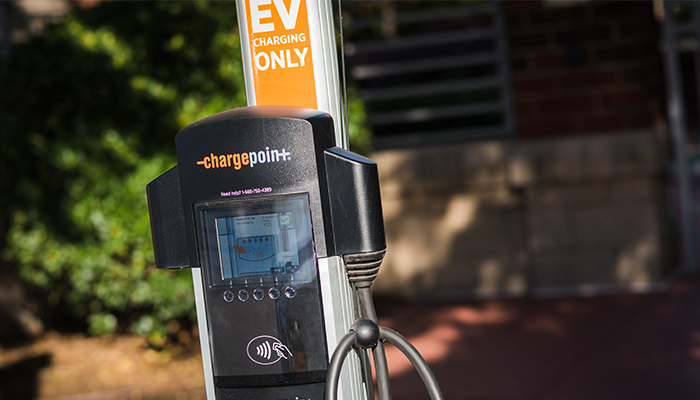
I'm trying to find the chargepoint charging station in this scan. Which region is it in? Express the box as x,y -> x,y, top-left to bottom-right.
148,105 -> 386,399
147,2 -> 444,400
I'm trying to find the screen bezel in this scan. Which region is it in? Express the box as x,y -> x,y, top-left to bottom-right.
194,194 -> 316,289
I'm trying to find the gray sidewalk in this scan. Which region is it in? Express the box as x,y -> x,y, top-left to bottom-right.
376,277 -> 700,400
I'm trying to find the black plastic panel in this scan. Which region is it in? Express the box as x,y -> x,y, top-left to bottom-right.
196,195 -> 328,387
324,147 -> 386,256
216,381 -> 325,400
146,166 -> 191,269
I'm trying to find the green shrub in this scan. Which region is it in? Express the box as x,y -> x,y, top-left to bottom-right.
1,1 -> 245,338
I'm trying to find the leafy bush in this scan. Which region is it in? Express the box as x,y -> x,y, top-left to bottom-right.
1,1 -> 246,339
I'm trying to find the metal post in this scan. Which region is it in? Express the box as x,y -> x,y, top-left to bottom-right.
236,0 -> 348,148
234,2 -> 365,400
662,0 -> 697,273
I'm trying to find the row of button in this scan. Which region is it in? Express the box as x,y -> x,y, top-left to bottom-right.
223,286 -> 297,303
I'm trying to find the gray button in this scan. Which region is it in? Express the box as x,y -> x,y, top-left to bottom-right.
284,286 -> 297,298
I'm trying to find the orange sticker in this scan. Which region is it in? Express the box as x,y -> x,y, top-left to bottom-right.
245,0 -> 316,109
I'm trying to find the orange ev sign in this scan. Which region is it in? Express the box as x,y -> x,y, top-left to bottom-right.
244,0 -> 317,109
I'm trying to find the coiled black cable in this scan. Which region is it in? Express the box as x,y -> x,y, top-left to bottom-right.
325,319 -> 444,400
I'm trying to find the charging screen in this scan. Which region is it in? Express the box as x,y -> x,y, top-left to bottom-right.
196,195 -> 315,288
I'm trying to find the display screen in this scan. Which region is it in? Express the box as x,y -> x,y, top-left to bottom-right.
196,195 -> 315,288
216,211 -> 300,279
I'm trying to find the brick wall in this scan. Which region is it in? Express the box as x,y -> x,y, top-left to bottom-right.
505,0 -> 665,139
373,129 -> 671,298
370,1 -> 675,298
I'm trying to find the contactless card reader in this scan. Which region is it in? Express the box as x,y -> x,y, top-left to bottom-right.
147,105 -> 386,400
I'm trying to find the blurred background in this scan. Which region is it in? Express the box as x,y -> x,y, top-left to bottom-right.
2,0 -> 700,399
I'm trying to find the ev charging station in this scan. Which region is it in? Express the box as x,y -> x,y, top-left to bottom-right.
147,2 -> 443,400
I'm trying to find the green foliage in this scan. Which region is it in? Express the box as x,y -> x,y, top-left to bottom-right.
347,89 -> 373,155
1,1 -> 247,338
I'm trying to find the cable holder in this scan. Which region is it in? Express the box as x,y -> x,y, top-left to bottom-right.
325,319 -> 444,400
343,249 -> 385,289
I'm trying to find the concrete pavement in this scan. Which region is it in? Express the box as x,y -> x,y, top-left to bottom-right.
376,277 -> 700,400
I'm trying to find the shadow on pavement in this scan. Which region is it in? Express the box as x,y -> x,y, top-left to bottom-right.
376,277 -> 700,400
0,353 -> 52,400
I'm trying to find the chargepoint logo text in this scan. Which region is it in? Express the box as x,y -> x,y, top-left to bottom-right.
196,146 -> 291,170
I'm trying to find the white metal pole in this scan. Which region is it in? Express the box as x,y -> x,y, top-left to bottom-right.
236,0 -> 348,149
234,3 -> 364,400
662,0 -> 697,273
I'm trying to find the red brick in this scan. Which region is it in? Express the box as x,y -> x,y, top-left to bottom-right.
510,33 -> 549,50
515,100 -> 537,118
596,43 -> 652,63
512,75 -> 557,94
618,19 -> 658,39
593,2 -> 636,19
518,119 -> 577,139
582,114 -> 625,133
533,50 -> 568,70
506,13 -> 528,31
559,68 -> 622,89
538,95 -> 595,115
623,110 -> 655,129
503,0 -> 541,12
511,56 -> 530,73
600,87 -> 648,108
554,25 -> 612,45
623,64 -> 663,86
529,5 -> 589,25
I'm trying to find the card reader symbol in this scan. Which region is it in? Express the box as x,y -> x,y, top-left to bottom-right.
247,335 -> 293,365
